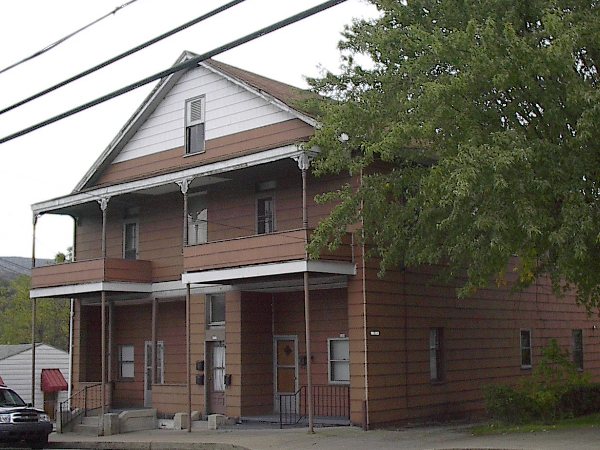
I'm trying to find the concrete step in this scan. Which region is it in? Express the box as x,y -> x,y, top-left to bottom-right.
72,416 -> 100,435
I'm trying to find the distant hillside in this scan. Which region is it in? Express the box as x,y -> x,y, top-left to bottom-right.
0,257 -> 53,282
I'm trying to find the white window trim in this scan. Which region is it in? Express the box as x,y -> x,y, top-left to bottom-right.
207,294 -> 225,327
185,95 -> 206,155
429,328 -> 444,382
256,192 -> 276,235
122,219 -> 139,260
572,329 -> 584,371
119,344 -> 135,379
327,337 -> 350,385
520,329 -> 532,369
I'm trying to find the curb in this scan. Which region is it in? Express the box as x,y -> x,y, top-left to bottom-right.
47,442 -> 249,450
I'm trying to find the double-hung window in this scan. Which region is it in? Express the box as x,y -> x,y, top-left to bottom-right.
123,220 -> 138,260
520,329 -> 532,368
119,345 -> 135,379
572,329 -> 583,371
328,338 -> 349,384
187,193 -> 207,245
429,328 -> 444,382
257,195 -> 275,234
185,96 -> 205,155
208,294 -> 225,327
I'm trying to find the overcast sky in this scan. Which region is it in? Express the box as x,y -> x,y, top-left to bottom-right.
0,0 -> 377,259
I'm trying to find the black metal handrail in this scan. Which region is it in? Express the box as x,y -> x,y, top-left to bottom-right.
279,384 -> 350,428
58,383 -> 102,432
279,386 -> 306,428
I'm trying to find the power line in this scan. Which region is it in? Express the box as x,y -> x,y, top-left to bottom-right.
0,0 -> 140,76
0,0 -> 247,116
0,0 -> 346,145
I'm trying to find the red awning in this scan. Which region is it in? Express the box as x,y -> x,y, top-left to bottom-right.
41,369 -> 68,392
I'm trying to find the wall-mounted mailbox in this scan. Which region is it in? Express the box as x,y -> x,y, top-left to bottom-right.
195,374 -> 204,385
224,374 -> 232,386
196,360 -> 204,371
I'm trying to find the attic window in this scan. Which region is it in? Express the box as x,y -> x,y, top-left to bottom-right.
185,96 -> 205,155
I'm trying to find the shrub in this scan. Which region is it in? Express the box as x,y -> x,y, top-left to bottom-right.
484,339 -> 592,424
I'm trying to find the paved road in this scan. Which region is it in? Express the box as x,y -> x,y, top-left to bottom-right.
48,422 -> 600,450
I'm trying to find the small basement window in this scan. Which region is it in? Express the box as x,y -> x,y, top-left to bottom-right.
185,96 -> 205,154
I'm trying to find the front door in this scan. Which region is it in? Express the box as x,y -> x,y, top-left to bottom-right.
273,335 -> 298,413
144,341 -> 164,407
207,341 -> 226,414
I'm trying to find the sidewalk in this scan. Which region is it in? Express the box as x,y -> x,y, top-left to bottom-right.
48,421 -> 600,450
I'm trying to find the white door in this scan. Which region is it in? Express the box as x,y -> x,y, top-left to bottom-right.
144,341 -> 164,407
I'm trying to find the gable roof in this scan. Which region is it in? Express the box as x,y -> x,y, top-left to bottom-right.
0,344 -> 34,360
74,51 -> 319,193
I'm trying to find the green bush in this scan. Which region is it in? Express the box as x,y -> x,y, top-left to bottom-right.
559,383 -> 600,417
484,339 -> 592,424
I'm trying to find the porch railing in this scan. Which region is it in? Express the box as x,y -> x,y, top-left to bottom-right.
58,383 -> 102,432
279,386 -> 306,428
279,384 -> 350,428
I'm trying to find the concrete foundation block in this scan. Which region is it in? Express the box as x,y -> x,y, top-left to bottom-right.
118,409 -> 157,433
208,414 -> 233,430
103,413 -> 120,436
173,412 -> 189,430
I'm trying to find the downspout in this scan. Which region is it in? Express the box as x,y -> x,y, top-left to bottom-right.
360,168 -> 370,430
31,213 -> 38,407
177,178 -> 192,432
99,197 -> 109,426
68,298 -> 74,408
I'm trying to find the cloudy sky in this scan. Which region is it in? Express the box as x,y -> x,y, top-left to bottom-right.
0,0 -> 377,259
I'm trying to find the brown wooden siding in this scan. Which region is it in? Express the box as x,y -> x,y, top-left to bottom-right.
92,119 -> 314,187
360,257 -> 600,428
31,258 -> 152,289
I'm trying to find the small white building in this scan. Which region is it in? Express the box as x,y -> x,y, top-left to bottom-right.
0,343 -> 69,416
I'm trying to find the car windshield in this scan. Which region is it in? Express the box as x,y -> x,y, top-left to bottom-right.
0,389 -> 26,407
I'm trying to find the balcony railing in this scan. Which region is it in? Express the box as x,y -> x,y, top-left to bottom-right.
183,228 -> 353,273
31,258 -> 153,289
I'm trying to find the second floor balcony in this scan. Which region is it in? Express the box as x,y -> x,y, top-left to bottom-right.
30,258 -> 153,298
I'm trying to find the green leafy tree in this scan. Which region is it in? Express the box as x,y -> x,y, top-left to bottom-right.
307,0 -> 600,308
0,276 -> 70,350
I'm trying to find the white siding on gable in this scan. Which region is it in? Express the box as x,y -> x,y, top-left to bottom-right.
0,345 -> 70,410
113,65 -> 297,164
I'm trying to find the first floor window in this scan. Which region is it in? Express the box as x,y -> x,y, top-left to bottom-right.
520,329 -> 532,368
429,328 -> 444,382
572,329 -> 583,371
208,294 -> 225,326
119,345 -> 135,379
328,338 -> 349,384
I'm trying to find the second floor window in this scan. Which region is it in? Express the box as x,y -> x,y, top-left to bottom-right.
257,195 -> 275,234
187,193 -> 207,245
185,96 -> 205,155
123,221 -> 138,260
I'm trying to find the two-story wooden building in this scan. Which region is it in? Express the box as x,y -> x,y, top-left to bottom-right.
30,52 -> 600,429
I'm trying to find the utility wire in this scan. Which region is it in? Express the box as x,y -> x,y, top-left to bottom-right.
0,0 -> 246,116
0,0 -> 140,76
0,0 -> 346,145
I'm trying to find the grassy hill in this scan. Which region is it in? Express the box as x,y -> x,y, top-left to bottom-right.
0,257 -> 53,282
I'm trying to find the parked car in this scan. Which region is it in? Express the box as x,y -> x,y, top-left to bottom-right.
0,384 -> 52,449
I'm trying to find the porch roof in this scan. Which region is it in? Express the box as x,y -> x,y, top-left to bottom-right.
182,259 -> 356,286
